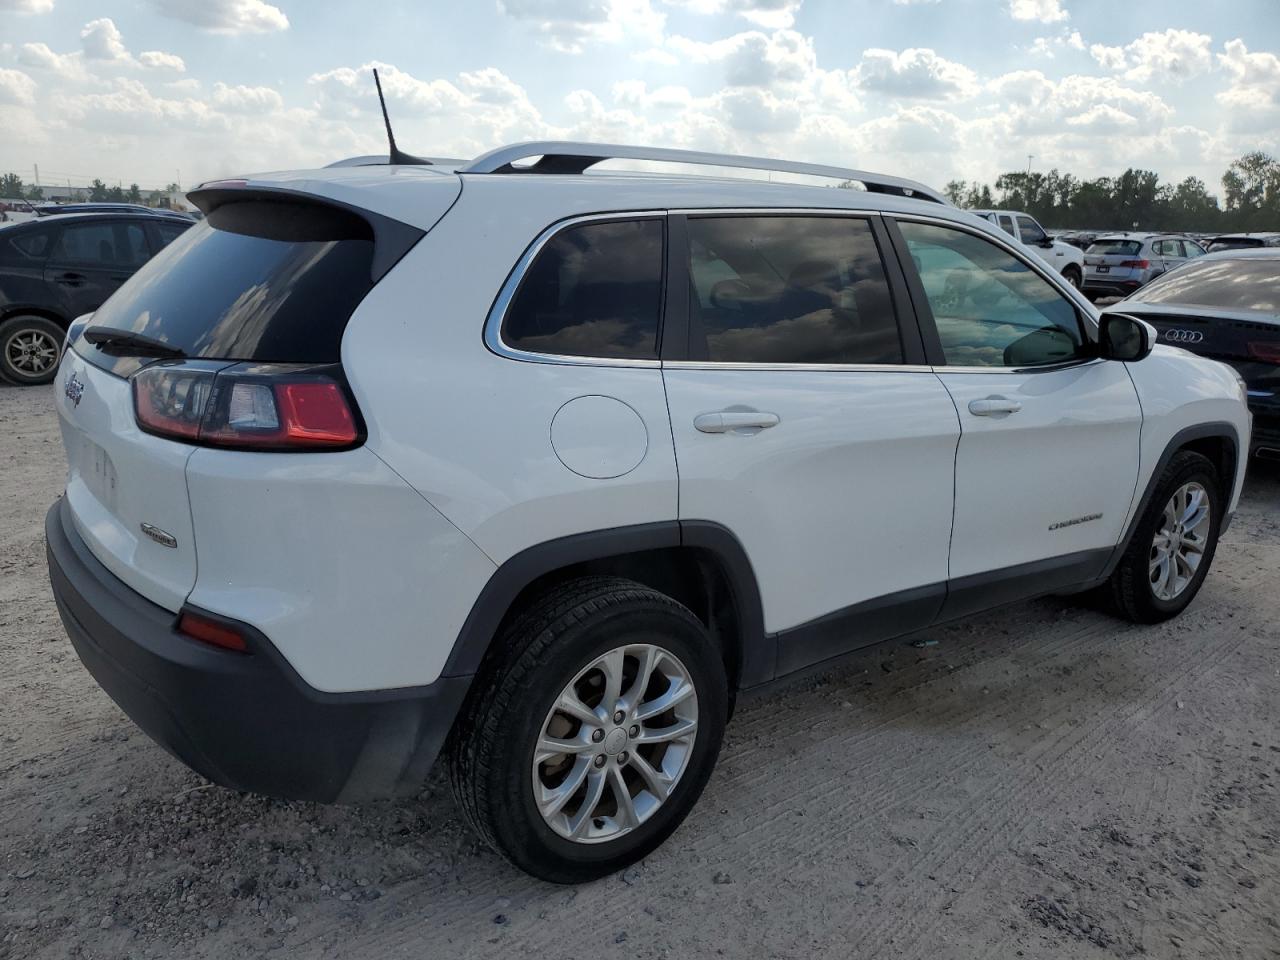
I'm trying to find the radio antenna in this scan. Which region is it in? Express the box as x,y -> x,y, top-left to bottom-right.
373,68 -> 431,166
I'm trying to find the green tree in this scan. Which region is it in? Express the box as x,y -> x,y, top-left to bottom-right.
126,183 -> 143,204
944,179 -> 968,205
0,172 -> 24,198
88,178 -> 110,201
1221,151 -> 1280,230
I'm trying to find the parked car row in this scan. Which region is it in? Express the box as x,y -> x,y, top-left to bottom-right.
1082,234 -> 1208,299
0,212 -> 192,383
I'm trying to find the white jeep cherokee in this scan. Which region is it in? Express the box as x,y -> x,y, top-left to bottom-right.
46,142 -> 1250,883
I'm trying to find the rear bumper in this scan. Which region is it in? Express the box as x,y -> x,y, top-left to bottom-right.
46,497 -> 471,803
1083,276 -> 1143,297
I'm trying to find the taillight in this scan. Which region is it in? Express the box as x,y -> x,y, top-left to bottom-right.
1249,341 -> 1280,364
178,611 -> 248,652
133,362 -> 361,451
1118,259 -> 1151,269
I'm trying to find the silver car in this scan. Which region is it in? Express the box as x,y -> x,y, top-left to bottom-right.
1082,234 -> 1207,300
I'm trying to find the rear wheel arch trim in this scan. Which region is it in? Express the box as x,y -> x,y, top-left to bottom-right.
1100,421 -> 1240,581
443,520 -> 769,688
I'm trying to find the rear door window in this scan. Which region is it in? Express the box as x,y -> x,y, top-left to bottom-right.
78,200 -> 378,375
51,222 -> 119,264
685,215 -> 903,364
502,218 -> 664,360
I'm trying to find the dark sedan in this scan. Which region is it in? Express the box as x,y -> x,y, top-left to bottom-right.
0,213 -> 192,384
1106,248 -> 1280,460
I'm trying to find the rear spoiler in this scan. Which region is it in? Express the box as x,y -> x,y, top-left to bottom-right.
188,184 -> 424,284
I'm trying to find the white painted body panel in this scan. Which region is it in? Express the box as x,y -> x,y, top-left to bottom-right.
184,446 -> 496,692
52,350 -> 197,611
938,361 -> 1142,579
663,368 -> 960,632
1122,346 -> 1251,521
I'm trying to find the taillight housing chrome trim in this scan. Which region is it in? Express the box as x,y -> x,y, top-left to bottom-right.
132,360 -> 366,452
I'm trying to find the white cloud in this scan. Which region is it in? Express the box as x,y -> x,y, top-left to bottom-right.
0,67 -> 37,105
145,0 -> 289,34
139,50 -> 186,72
1215,39 -> 1280,133
666,30 -> 817,88
1031,29 -> 1084,57
853,47 -> 978,100
212,81 -> 283,112
16,19 -> 186,76
986,70 -> 1172,136
892,0 -> 942,4
80,18 -> 130,63
499,0 -> 664,53
662,0 -> 802,29
1090,29 -> 1212,82
0,0 -> 54,12
1008,0 -> 1068,23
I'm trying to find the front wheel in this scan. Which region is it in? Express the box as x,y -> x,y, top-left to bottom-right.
1062,265 -> 1082,290
0,315 -> 65,385
1106,451 -> 1222,623
447,577 -> 728,883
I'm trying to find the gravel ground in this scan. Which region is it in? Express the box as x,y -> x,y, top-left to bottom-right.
2,381 -> 1278,959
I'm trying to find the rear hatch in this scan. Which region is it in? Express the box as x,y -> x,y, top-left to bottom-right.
53,182 -> 450,612
1084,238 -> 1145,281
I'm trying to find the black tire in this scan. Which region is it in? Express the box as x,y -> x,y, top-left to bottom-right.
447,576 -> 728,883
1107,450 -> 1222,624
0,315 -> 65,385
1062,265 -> 1082,290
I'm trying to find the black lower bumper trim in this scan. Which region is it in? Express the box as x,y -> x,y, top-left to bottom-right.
45,498 -> 471,803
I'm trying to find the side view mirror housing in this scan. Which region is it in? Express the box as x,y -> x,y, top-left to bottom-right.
1098,313 -> 1157,362
1038,236 -> 1055,249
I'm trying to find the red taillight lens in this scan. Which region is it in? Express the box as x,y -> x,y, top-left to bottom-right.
133,363 -> 360,451
1118,259 -> 1151,269
178,611 -> 248,652
1249,341 -> 1280,364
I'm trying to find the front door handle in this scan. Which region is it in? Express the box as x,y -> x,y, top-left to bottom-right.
968,396 -> 1022,417
54,271 -> 85,286
694,411 -> 781,434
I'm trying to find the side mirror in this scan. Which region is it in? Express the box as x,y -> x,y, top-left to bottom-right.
1099,313 -> 1156,362
1038,236 -> 1054,249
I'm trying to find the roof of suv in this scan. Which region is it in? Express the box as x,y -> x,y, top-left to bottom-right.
197,141 -> 959,232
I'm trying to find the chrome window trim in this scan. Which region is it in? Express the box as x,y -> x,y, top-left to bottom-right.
663,361 -> 935,373
484,210 -> 667,369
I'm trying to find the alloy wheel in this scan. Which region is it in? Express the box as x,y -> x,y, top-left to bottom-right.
532,643 -> 699,844
5,327 -> 60,377
1149,481 -> 1211,601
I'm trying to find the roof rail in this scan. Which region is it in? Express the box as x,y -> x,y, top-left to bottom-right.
458,141 -> 950,205
325,154 -> 466,169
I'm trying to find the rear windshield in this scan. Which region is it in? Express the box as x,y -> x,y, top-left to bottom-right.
1206,238 -> 1264,252
1135,259 -> 1280,314
79,199 -> 375,375
1086,239 -> 1142,256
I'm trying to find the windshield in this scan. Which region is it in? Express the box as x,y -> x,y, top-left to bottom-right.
1133,258 -> 1280,314
1206,238 -> 1264,252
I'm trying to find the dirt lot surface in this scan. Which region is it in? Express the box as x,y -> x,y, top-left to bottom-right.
2,381 -> 1278,959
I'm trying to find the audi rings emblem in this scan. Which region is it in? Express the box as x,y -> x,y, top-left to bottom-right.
1163,329 -> 1204,344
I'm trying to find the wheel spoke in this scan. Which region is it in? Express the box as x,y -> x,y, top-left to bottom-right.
630,752 -> 674,802
621,645 -> 660,712
637,716 -> 697,745
567,769 -> 608,839
537,757 -> 590,817
599,647 -> 626,714
555,690 -> 601,727
635,678 -> 695,722
535,733 -> 593,765
608,765 -> 638,829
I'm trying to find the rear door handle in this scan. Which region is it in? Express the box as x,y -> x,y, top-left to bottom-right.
968,396 -> 1022,417
54,272 -> 85,286
694,411 -> 780,434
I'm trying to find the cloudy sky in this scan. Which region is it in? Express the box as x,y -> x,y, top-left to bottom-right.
1,0 -> 1278,193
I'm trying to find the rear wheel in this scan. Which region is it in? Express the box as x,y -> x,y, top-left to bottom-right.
447,576 -> 727,883
0,315 -> 64,385
1107,451 -> 1222,623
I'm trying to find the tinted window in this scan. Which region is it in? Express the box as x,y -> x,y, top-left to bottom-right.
154,221 -> 189,250
686,216 -> 902,365
1207,238 -> 1263,252
1133,259 -> 1280,314
899,220 -> 1084,368
1086,239 -> 1142,256
503,219 -> 663,360
6,227 -> 53,259
1016,216 -> 1046,244
120,222 -> 149,266
53,222 -> 120,264
80,200 -> 376,373
1185,240 -> 1206,257
997,215 -> 1017,238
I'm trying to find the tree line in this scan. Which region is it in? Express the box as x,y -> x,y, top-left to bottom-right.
0,172 -> 182,206
944,151 -> 1280,233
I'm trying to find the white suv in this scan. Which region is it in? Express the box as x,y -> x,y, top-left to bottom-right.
46,142 -> 1250,883
971,208 -> 1085,290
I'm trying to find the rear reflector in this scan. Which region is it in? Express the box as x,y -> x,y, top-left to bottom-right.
133,362 -> 360,451
178,611 -> 248,652
1248,341 -> 1280,365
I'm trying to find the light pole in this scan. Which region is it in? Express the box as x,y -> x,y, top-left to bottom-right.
1026,154 -> 1035,175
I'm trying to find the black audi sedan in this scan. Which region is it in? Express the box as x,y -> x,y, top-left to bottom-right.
0,212 -> 191,384
1106,247 -> 1279,460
